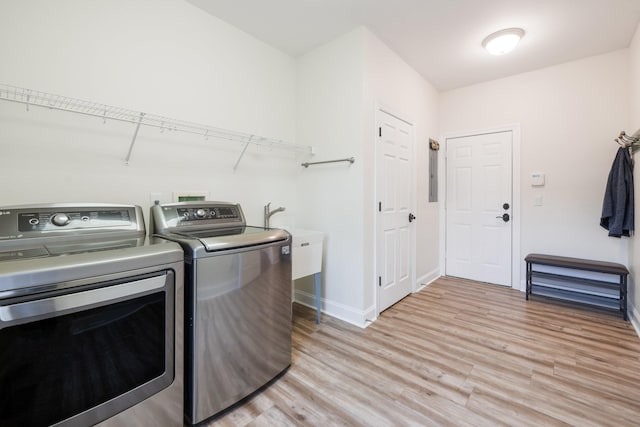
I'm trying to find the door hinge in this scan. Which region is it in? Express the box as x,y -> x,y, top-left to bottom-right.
378,276 -> 382,287
378,127 -> 382,137
378,202 -> 381,212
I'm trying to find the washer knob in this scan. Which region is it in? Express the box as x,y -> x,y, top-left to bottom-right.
51,213 -> 70,226
194,209 -> 206,219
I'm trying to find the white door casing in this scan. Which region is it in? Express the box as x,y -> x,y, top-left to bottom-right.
376,109 -> 415,313
445,131 -> 513,286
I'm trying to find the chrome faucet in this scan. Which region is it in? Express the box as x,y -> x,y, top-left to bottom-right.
264,202 -> 285,228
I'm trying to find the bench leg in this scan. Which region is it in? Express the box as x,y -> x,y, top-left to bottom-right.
525,262 -> 531,300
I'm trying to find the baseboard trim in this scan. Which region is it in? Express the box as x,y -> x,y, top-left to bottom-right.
362,305 -> 377,327
519,277 -> 527,292
416,268 -> 440,292
630,303 -> 640,338
294,289 -> 370,328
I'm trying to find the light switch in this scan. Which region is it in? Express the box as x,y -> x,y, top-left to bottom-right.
531,173 -> 545,187
534,196 -> 543,206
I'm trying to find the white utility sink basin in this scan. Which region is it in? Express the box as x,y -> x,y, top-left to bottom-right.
286,228 -> 324,280
283,228 -> 324,323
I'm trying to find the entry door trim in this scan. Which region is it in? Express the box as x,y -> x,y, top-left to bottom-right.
374,106 -> 417,317
439,124 -> 521,290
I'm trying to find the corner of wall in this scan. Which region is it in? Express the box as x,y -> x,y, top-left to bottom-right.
293,288 -> 373,328
628,21 -> 640,336
417,268 -> 440,290
630,301 -> 640,338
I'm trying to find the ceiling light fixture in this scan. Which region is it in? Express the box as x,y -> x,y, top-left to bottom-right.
482,28 -> 525,55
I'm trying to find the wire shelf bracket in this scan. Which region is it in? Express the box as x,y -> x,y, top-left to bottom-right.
125,112 -> 145,165
233,135 -> 253,172
0,83 -> 314,166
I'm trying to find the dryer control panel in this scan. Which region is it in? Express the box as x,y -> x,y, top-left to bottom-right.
151,201 -> 246,233
18,209 -> 133,232
0,204 -> 144,241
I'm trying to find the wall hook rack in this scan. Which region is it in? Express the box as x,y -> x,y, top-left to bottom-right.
301,157 -> 355,168
0,83 -> 314,166
615,129 -> 640,151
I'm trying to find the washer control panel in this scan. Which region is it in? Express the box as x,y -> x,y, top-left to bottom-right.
17,209 -> 133,232
177,206 -> 240,223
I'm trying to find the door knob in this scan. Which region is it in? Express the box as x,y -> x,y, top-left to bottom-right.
496,213 -> 510,222
409,213 -> 416,222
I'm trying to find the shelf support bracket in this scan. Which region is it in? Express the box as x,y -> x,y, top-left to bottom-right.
125,112 -> 145,165
233,135 -> 253,172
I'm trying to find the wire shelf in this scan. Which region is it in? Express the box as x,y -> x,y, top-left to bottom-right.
0,83 -> 313,164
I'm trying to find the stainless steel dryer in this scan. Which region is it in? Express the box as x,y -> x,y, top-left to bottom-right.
150,201 -> 292,425
0,203 -> 184,427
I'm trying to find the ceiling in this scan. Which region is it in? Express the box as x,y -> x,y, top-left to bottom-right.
187,0 -> 640,90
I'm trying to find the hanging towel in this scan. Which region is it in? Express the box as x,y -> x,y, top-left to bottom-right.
600,147 -> 634,237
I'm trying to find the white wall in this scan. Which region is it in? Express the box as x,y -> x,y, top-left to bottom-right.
0,0 -> 303,227
440,50 -> 630,288
363,29 -> 440,312
295,27 -> 440,326
295,28 -> 367,324
628,22 -> 640,333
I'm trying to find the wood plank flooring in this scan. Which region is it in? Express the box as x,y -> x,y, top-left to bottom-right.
206,277 -> 640,426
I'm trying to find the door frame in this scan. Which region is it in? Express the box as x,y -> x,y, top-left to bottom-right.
374,105 -> 417,317
439,124 -> 522,290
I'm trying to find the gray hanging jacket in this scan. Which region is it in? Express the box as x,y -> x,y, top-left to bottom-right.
600,147 -> 634,237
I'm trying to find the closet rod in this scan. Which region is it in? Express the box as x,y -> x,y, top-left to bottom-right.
301,157 -> 355,168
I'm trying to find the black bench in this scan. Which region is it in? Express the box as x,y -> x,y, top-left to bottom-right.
525,253 -> 629,320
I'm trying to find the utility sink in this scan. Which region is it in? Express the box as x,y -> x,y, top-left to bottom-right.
286,228 -> 324,280
284,228 -> 324,323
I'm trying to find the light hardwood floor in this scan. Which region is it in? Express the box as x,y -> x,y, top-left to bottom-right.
207,277 -> 640,426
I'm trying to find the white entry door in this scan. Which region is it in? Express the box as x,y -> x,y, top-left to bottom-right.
445,131 -> 512,286
376,110 -> 415,312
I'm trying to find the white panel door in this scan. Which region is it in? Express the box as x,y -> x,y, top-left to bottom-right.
445,131 -> 512,286
376,110 -> 414,312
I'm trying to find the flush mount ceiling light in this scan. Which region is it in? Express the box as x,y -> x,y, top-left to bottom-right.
482,28 -> 525,55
